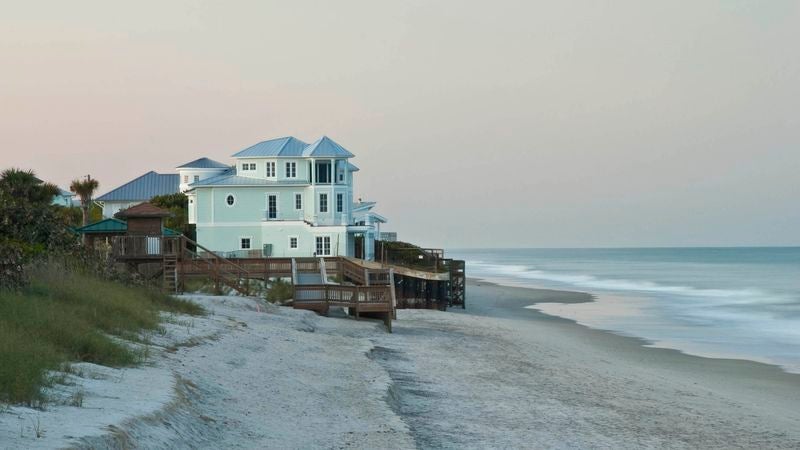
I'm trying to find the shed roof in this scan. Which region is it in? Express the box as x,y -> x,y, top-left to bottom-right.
74,218 -> 128,234
232,137 -> 309,158
176,157 -> 230,169
115,202 -> 172,218
96,171 -> 179,202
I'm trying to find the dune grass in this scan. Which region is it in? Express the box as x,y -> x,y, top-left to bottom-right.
0,266 -> 204,406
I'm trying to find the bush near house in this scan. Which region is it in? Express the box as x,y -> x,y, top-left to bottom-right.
0,168 -> 204,406
150,192 -> 195,241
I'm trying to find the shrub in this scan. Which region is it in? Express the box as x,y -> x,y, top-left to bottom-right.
266,278 -> 293,303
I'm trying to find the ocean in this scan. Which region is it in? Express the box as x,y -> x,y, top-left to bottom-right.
448,247 -> 800,373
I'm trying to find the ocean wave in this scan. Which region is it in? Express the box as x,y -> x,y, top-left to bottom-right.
468,261 -> 793,306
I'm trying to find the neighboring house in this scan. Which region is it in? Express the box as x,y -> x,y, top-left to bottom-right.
95,171 -> 180,218
351,201 -> 387,260
176,157 -> 231,192
96,158 -> 229,218
186,136 -> 387,260
52,188 -> 75,207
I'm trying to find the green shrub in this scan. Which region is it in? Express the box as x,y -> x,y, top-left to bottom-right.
266,278 -> 293,303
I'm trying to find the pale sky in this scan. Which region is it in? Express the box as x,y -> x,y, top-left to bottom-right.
1,1 -> 798,248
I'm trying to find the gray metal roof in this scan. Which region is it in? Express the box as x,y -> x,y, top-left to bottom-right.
230,136 -> 355,159
176,157 -> 230,169
58,188 -> 74,197
302,136 -> 354,158
347,162 -> 359,172
190,173 -> 310,187
231,137 -> 309,158
96,171 -> 179,202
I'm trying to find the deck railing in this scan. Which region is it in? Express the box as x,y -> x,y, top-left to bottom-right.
111,236 -> 181,258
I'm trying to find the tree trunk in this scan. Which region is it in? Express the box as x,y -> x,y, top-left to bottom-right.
81,202 -> 90,247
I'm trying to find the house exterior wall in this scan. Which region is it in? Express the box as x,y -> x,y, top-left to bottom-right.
102,201 -> 142,219
179,168 -> 227,192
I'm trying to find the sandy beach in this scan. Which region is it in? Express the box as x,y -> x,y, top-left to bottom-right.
3,280 -> 800,449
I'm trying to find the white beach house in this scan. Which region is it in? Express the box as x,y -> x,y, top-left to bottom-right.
185,136 -> 384,260
94,136 -> 386,260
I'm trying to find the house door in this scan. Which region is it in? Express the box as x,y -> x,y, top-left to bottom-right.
315,236 -> 331,256
266,194 -> 278,220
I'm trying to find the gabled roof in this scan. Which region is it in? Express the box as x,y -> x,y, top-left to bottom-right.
176,157 -> 229,169
115,202 -> 172,218
232,137 -> 309,158
74,217 -> 180,235
74,218 -> 128,234
302,136 -> 354,158
58,188 -> 74,197
96,171 -> 179,202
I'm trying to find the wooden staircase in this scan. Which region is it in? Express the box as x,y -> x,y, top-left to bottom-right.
163,255 -> 178,293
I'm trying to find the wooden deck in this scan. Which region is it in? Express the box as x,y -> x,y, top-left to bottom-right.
110,235 -> 465,332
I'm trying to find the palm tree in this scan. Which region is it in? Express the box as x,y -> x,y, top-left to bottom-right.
0,168 -> 59,205
70,175 -> 99,228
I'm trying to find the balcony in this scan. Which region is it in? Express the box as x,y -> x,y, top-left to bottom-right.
263,210 -> 305,221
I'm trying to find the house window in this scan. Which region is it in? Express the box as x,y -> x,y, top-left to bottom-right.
285,162 -> 297,178
249,163 -> 256,170
183,175 -> 188,183
242,163 -> 256,171
289,236 -> 298,249
266,194 -> 278,220
315,236 -> 331,256
336,193 -> 344,213
319,193 -> 328,213
193,175 -> 199,182
240,237 -> 251,250
226,194 -> 235,206
295,193 -> 302,210
266,162 -> 276,177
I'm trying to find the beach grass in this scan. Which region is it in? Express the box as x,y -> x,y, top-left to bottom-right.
0,266 -> 204,406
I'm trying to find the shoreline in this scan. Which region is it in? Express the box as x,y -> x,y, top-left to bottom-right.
3,284 -> 800,448
467,276 -> 800,376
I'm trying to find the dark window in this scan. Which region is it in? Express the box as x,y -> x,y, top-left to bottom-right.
336,193 -> 343,213
226,195 -> 235,206
286,162 -> 297,178
319,193 -> 328,213
241,238 -> 251,249
316,162 -> 331,183
267,195 -> 278,219
295,193 -> 302,210
290,237 -> 298,249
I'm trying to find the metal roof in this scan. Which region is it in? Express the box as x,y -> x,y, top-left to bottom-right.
347,162 -> 360,172
231,137 -> 309,158
302,136 -> 354,158
352,201 -> 376,211
74,218 -> 128,234
190,173 -> 310,187
58,188 -> 74,197
230,136 -> 355,159
74,218 -> 180,236
176,157 -> 230,169
96,171 -> 179,202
